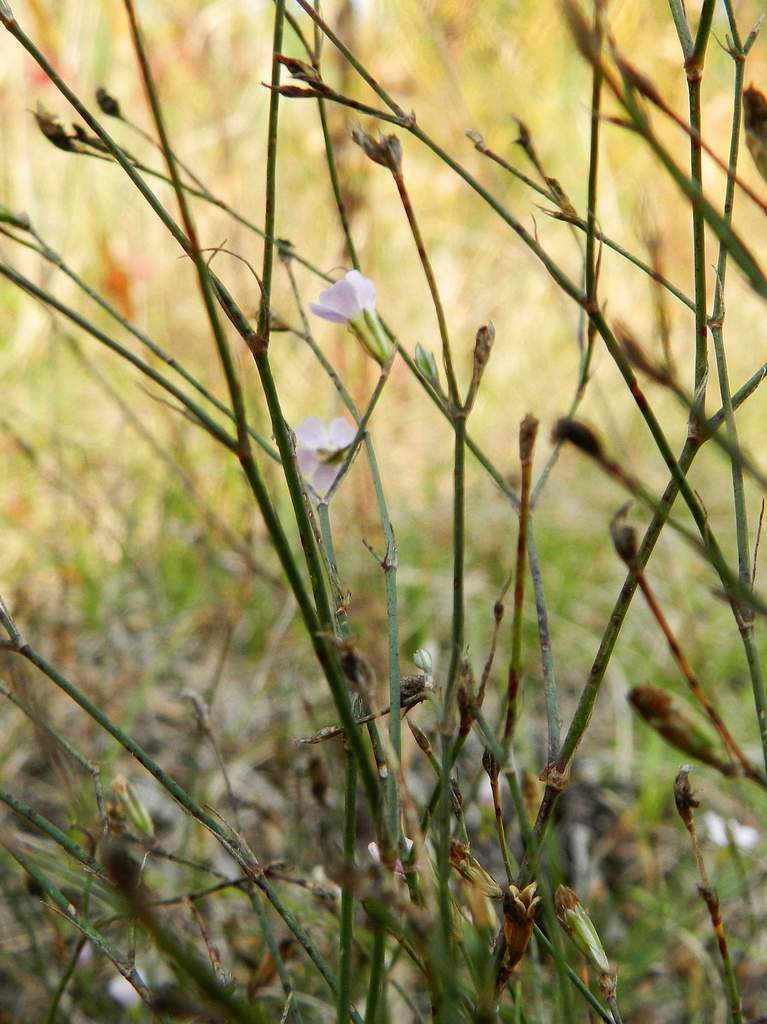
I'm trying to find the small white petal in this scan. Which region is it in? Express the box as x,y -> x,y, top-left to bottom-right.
309,302 -> 349,324
107,975 -> 141,1008
296,448 -> 320,478
312,279 -> 362,322
294,417 -> 328,450
312,462 -> 340,496
345,270 -> 377,311
368,841 -> 381,862
327,418 -> 356,449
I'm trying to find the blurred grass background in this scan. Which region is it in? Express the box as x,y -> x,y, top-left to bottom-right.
2,0 -> 767,1020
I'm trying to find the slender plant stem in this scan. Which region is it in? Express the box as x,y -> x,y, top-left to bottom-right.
391,171 -> 460,407
364,926 -> 386,1024
337,751 -> 358,1024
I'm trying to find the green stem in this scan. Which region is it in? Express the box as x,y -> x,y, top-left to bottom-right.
338,752 -> 358,1024
364,927 -> 386,1024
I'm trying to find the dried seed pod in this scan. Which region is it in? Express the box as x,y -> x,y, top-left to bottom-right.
744,85 -> 767,184
551,417 -> 603,459
448,839 -> 503,898
497,882 -> 541,990
351,128 -> 403,175
628,686 -> 730,771
95,87 -> 122,119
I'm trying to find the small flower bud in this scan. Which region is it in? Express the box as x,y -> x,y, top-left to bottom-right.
34,105 -> 75,152
745,85 -> 767,184
408,722 -> 433,756
610,504 -> 638,566
673,765 -> 699,829
413,647 -> 433,674
519,413 -> 538,463
555,885 -> 611,976
448,839 -> 503,898
95,87 -> 122,119
552,418 -> 603,459
351,128 -> 403,175
482,747 -> 499,781
110,776 -> 154,839
473,322 -> 495,375
414,345 -> 440,390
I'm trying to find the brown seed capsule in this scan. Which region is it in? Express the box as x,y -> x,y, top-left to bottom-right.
744,85 -> 767,184
628,686 -> 729,771
551,418 -> 603,459
351,128 -> 403,175
95,87 -> 121,119
497,882 -> 541,991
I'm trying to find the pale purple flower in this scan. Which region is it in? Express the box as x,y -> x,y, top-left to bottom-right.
309,270 -> 392,363
294,416 -> 356,497
107,974 -> 142,1008
310,270 -> 377,324
703,811 -> 759,851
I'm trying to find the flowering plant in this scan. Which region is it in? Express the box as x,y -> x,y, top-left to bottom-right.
310,270 -> 393,364
293,416 -> 356,497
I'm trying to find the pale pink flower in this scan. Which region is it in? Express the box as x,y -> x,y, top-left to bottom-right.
310,270 -> 377,323
107,974 -> 142,1008
310,270 -> 392,364
294,416 -> 356,497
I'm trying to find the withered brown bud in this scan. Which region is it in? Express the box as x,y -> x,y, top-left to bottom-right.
95,87 -> 121,119
552,417 -> 603,459
449,839 -> 503,898
744,85 -> 767,184
482,746 -> 499,781
610,504 -> 638,566
673,765 -> 699,828
408,721 -> 433,756
629,686 -> 729,771
351,128 -> 403,174
497,882 -> 541,990
519,413 -> 539,463
473,322 -> 495,372
34,105 -> 75,152
276,55 -> 324,86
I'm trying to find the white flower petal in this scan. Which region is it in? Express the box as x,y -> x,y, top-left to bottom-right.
346,269 -> 377,311
294,417 -> 328,450
296,448 -> 320,478
107,975 -> 141,1008
327,418 -> 356,449
312,462 -> 340,496
312,279 -> 362,322
309,302 -> 349,324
